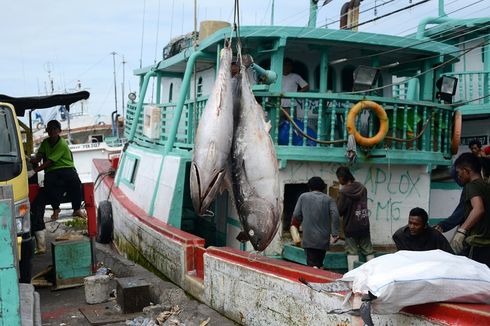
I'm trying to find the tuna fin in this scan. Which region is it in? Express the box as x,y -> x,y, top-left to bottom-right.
236,231 -> 250,243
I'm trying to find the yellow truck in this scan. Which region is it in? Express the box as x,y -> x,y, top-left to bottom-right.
0,91 -> 90,283
0,102 -> 32,283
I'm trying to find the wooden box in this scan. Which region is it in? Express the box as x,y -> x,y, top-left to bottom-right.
51,237 -> 92,289
116,277 -> 150,313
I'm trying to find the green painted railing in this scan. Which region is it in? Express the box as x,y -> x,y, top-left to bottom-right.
445,71 -> 490,104
124,92 -> 455,162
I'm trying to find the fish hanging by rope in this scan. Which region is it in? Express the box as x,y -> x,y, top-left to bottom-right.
231,56 -> 282,251
190,43 -> 234,216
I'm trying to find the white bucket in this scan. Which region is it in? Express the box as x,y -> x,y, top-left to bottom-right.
84,275 -> 111,304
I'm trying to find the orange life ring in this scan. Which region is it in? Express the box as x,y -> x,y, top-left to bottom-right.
347,100 -> 389,147
450,110 -> 462,155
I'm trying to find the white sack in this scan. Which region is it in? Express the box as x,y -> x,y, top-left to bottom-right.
340,250 -> 490,314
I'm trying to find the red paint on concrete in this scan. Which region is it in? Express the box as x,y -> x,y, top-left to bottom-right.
206,246 -> 341,283
194,246 -> 206,279
403,303 -> 490,326
42,306 -> 81,319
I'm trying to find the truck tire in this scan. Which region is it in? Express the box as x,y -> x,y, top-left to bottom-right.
96,200 -> 113,244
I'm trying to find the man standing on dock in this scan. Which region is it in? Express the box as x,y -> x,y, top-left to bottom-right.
291,176 -> 340,268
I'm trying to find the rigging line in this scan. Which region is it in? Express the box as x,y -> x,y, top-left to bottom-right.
298,20 -> 487,65
344,40 -> 486,95
153,0 -> 162,64
452,93 -> 490,107
351,0 -> 432,30
359,0 -> 484,37
329,19 -> 490,66
64,54 -> 110,88
169,0 -> 175,42
139,0 -> 147,69
323,0 -> 397,28
261,0 -> 273,25
324,0 -> 459,49
379,37 -> 490,69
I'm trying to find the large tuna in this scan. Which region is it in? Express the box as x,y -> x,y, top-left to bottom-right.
231,60 -> 282,252
190,45 -> 234,216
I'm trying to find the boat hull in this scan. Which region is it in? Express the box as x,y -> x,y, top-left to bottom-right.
93,158 -> 490,326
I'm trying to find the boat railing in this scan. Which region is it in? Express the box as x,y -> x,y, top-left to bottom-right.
445,71 -> 490,105
125,92 -> 455,163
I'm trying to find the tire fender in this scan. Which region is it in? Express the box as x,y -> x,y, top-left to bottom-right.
96,200 -> 113,244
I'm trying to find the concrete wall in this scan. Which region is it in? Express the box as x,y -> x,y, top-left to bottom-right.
203,251 -> 443,326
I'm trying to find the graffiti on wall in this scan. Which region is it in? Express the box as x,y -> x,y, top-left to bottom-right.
282,162 -> 428,222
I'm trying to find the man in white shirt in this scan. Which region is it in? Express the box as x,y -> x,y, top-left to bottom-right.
281,58 -> 309,118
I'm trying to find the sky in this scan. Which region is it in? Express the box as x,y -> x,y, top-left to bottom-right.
1,0 -> 488,117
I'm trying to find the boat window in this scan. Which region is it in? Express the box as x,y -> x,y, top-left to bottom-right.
0,105 -> 22,181
169,83 -> 173,102
197,77 -> 203,97
341,66 -> 355,92
90,135 -> 104,143
121,154 -> 140,188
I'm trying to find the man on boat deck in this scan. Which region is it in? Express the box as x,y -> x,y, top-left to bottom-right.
291,176 -> 340,268
392,207 -> 454,254
336,166 -> 375,271
281,58 -> 309,119
29,120 -> 86,220
468,140 -> 486,157
451,153 -> 490,267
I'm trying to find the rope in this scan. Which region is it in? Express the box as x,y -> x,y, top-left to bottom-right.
280,107 -> 348,145
385,116 -> 432,143
280,107 -> 432,145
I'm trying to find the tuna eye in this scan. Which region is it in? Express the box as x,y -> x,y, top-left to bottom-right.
248,229 -> 255,236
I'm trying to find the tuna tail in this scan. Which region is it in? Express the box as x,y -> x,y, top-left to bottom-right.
190,162 -> 225,216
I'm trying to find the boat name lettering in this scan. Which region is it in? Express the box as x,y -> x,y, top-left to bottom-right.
69,142 -> 101,150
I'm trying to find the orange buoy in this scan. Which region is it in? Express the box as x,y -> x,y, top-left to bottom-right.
450,110 -> 462,155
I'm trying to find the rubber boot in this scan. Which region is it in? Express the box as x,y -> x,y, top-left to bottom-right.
366,254 -> 375,262
35,230 -> 46,254
347,255 -> 358,271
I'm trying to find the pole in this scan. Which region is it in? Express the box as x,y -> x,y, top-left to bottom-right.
111,52 -> 119,138
270,0 -> 275,25
121,56 -> 126,119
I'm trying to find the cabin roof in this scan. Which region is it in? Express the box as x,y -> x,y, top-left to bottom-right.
422,18 -> 490,39
135,25 -> 460,75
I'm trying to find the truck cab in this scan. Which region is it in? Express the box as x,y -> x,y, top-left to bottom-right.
0,91 -> 90,283
0,102 -> 32,283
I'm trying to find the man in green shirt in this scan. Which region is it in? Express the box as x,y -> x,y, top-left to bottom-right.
451,152 -> 490,267
30,120 -> 85,220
